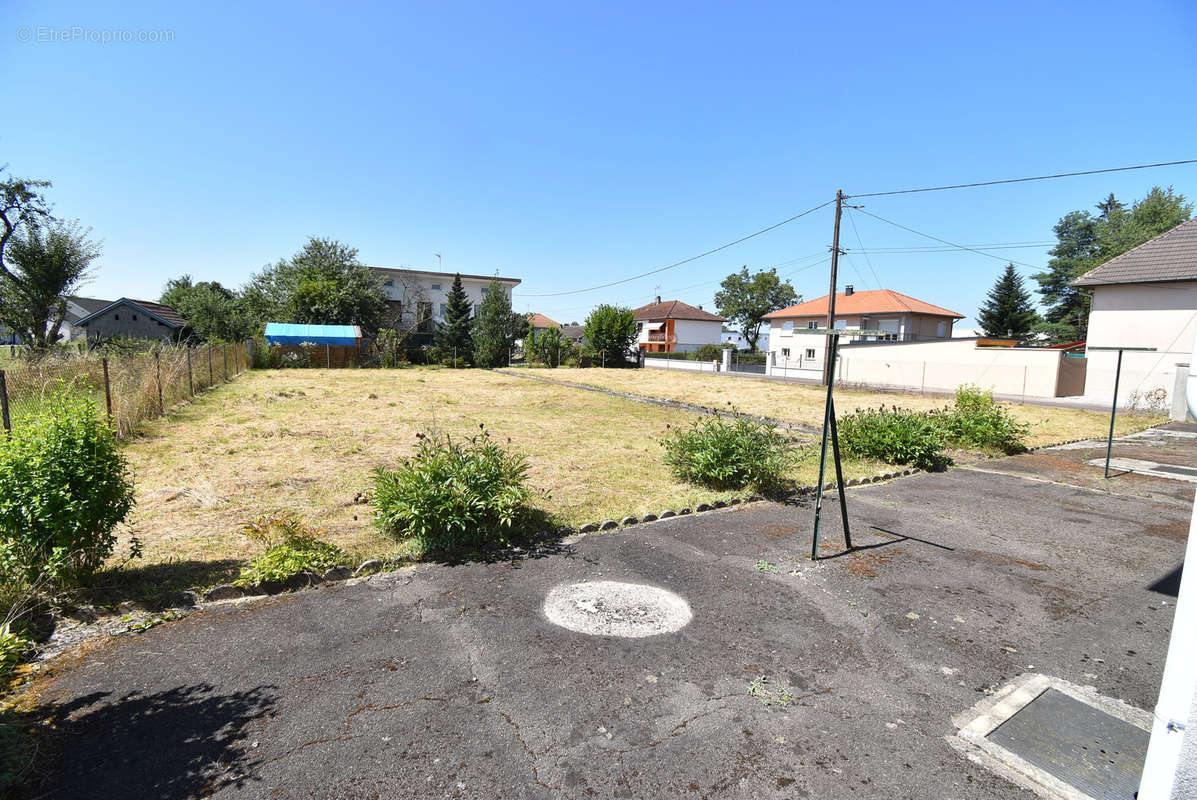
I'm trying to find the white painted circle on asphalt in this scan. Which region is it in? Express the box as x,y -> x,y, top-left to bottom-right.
543,580 -> 693,637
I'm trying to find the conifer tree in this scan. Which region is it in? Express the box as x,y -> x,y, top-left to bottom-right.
472,280 -> 526,367
434,273 -> 473,362
977,264 -> 1040,339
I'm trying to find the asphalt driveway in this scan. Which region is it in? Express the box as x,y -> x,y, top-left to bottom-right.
18,427 -> 1193,799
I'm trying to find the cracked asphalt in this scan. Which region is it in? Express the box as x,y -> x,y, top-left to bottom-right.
19,425 -> 1193,799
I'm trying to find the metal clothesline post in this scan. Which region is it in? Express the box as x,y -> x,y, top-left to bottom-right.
1087,346 -> 1156,479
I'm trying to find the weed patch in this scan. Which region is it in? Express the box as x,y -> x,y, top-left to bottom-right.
233,515 -> 352,587
662,411 -> 795,494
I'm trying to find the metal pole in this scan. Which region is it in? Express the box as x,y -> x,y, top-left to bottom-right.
186,348 -> 194,396
1105,348 -> 1124,479
102,357 -> 113,419
208,346 -> 214,387
235,342 -> 241,374
812,334 -> 840,559
829,393 -> 852,549
822,189 -> 844,386
155,351 -> 164,413
0,370 -> 10,433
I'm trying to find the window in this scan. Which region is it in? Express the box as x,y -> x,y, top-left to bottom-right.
114,314 -> 120,321
439,303 -> 447,318
431,283 -> 441,291
781,321 -> 793,333
417,301 -> 433,332
805,348 -> 816,359
383,279 -> 394,287
807,321 -> 818,329
132,314 -> 138,321
482,287 -> 490,295
937,321 -> 946,337
781,348 -> 790,357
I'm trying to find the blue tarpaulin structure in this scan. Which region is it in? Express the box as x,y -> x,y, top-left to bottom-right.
263,323 -> 362,345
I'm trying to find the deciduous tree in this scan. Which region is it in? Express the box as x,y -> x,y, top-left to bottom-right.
582,305 -> 636,365
714,267 -> 798,352
0,219 -> 101,348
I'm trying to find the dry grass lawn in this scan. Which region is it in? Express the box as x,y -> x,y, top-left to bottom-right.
533,368 -> 1165,447
119,368 -> 889,573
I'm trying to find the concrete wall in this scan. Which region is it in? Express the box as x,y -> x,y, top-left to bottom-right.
83,305 -> 180,341
1084,281 -> 1197,406
644,356 -> 720,373
831,339 -> 1072,397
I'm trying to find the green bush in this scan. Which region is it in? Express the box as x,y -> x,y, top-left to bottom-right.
837,406 -> 950,471
0,390 -> 136,584
662,412 -> 794,493
0,625 -> 31,683
372,427 -> 535,553
944,385 -> 1029,454
693,344 -> 723,361
233,514 -> 351,586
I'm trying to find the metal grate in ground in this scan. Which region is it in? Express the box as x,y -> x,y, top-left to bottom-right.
986,688 -> 1149,800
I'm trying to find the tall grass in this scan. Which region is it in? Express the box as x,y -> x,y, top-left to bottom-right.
3,341 -> 252,435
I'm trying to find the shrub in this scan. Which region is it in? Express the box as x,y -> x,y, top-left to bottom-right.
234,514 -> 351,586
0,390 -> 136,584
662,412 -> 794,493
694,344 -> 723,361
837,405 -> 949,471
372,426 -> 535,553
944,385 -> 1029,454
0,625 -> 31,683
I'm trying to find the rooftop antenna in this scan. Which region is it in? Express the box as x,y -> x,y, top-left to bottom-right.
435,253 -> 442,271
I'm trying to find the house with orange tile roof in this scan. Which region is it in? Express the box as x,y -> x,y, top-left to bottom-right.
633,297 -> 725,353
763,285 -> 963,368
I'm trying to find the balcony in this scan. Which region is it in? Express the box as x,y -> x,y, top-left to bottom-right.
646,332 -> 674,344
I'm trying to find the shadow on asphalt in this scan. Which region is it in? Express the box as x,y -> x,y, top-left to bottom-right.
18,683 -> 278,799
1148,562 -> 1183,597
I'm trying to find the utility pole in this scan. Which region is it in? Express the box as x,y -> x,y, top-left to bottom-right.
823,189 -> 845,386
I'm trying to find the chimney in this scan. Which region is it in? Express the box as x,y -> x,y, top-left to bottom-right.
845,285 -> 855,296
655,295 -> 661,304
698,305 -> 703,310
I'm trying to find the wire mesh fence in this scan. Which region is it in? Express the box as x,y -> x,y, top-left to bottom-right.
0,340 -> 251,436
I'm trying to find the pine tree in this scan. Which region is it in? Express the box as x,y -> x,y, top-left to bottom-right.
977,264 -> 1040,339
434,273 -> 473,362
472,280 -> 526,367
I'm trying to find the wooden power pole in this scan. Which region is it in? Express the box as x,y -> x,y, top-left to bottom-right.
823,189 -> 845,385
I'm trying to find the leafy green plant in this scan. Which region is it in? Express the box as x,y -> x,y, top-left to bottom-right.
0,625 -> 32,683
662,411 -> 794,494
943,385 -> 1029,454
233,514 -> 351,587
372,426 -> 536,553
0,389 -> 136,584
837,405 -> 950,471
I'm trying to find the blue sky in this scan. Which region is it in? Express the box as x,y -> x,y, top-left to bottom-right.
2,1 -> 1195,328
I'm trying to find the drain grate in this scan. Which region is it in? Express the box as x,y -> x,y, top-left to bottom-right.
986,688 -> 1148,800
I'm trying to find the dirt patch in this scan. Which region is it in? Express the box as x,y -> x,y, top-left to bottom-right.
966,550 -> 1049,572
1142,520 -> 1190,542
761,524 -> 798,540
842,547 -> 904,579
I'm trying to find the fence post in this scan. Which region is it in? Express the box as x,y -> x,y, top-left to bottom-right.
326,343 -> 331,369
223,346 -> 228,382
0,370 -> 10,433
208,346 -> 214,387
186,348 -> 194,396
102,357 -> 113,419
155,351 -> 164,413
235,343 -> 240,375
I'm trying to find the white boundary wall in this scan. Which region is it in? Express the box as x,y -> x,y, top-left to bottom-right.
644,357 -> 720,373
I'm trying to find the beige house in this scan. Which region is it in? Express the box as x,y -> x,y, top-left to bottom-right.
1073,218 -> 1197,405
764,287 -> 963,371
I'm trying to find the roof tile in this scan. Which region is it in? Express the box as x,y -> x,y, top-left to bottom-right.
764,289 -> 963,319
1072,218 -> 1197,287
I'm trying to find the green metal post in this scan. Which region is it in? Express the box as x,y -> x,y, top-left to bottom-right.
1105,348 -> 1124,479
811,334 -> 840,559
828,394 -> 852,549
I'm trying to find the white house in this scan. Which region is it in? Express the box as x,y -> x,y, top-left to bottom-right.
763,286 -> 963,373
632,298 -> 725,353
368,267 -> 521,339
1073,217 -> 1197,406
722,327 -> 769,351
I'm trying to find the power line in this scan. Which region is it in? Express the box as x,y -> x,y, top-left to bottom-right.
845,208 -> 884,289
852,208 -> 1045,270
520,197 -> 835,297
848,158 -> 1197,199
849,242 -> 1052,253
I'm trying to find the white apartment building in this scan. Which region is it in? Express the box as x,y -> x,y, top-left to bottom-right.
368,268 -> 521,336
